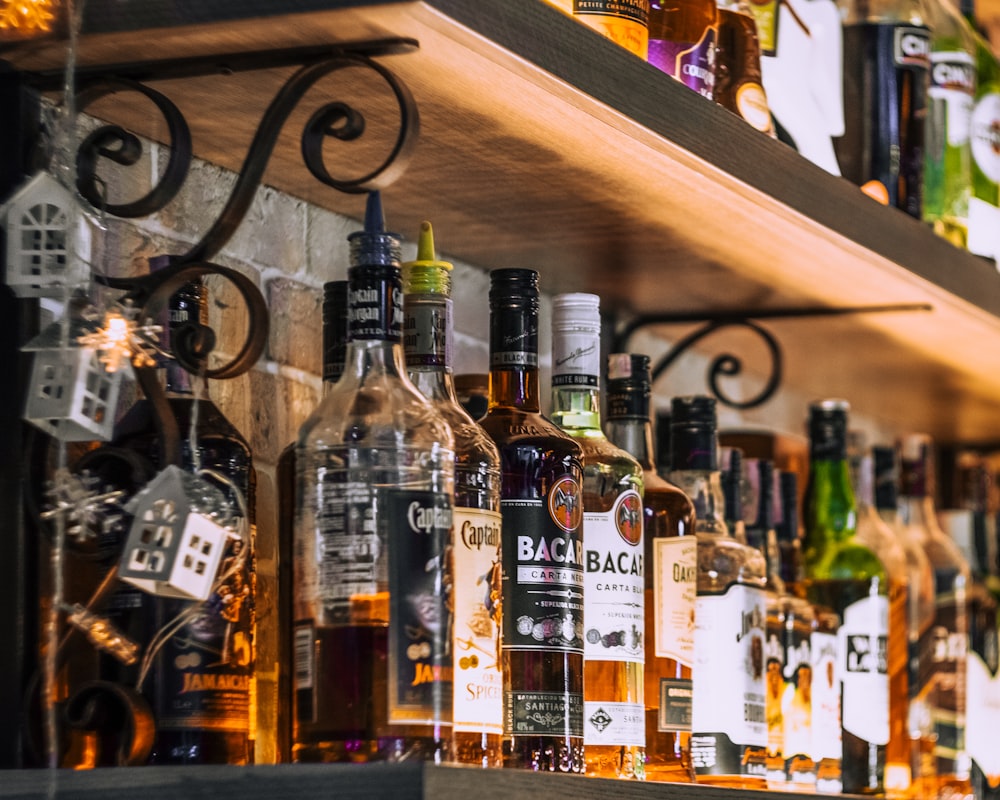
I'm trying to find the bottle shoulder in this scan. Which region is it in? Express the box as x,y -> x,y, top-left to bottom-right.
479,408 -> 584,454
696,531 -> 768,593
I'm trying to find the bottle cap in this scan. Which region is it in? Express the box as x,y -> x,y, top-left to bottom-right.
489,268 -> 539,307
775,470 -> 799,543
552,292 -> 601,333
402,220 -> 453,296
872,445 -> 899,511
322,280 -> 349,384
898,432 -> 935,497
348,191 -> 402,270
671,395 -> 718,471
606,353 -> 651,421
808,398 -> 849,459
672,395 -> 717,428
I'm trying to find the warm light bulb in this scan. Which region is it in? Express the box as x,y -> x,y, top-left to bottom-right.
0,0 -> 57,37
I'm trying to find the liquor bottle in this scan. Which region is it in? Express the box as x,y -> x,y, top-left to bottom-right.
108,274 -> 256,765
833,0 -> 931,218
714,0 -> 778,136
961,0 -> 1000,261
401,222 -> 503,768
476,269 -> 586,773
548,298 -> 644,780
801,400 -> 905,796
274,280 -> 348,763
292,192 -> 455,763
670,396 -> 768,789
746,458 -> 818,790
873,443 -> 937,796
648,0 -> 719,98
544,0 -> 651,58
721,446 -> 747,544
923,0 -> 976,248
605,353 -> 697,783
896,433 -> 971,798
847,440 -> 912,796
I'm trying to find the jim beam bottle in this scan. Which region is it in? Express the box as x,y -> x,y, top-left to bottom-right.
605,354 -> 698,783
477,269 -> 586,772
402,222 -> 504,767
292,192 -> 455,763
670,396 -> 768,788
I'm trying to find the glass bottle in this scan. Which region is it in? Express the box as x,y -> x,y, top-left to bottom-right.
274,280 -> 348,764
714,0 -> 778,136
670,396 -> 768,789
545,0 -> 651,58
801,399 -> 901,796
648,0 -> 719,98
896,433 -> 971,799
401,221 -> 503,768
833,0 -> 932,217
548,299 -> 644,780
873,443 -> 937,797
848,440 -> 912,797
476,269 -> 586,773
923,0 -> 976,249
604,353 -> 697,783
292,192 -> 455,763
107,274 -> 256,765
721,446 -> 747,545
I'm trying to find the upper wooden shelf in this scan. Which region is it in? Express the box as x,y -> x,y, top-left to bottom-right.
4,0 -> 1000,442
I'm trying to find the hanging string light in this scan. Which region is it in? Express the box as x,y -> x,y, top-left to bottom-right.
0,0 -> 57,37
76,300 -> 165,374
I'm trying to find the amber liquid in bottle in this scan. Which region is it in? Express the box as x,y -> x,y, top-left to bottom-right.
477,269 -> 586,773
714,0 -> 777,136
605,354 -> 697,783
648,0 -> 718,97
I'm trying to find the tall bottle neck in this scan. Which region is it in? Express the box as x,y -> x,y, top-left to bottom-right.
669,468 -> 728,535
605,417 -> 656,471
346,258 -> 405,367
488,287 -> 541,413
403,273 -> 458,405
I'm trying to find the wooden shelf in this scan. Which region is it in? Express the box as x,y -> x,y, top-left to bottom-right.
0,761 -> 840,800
4,0 -> 1000,441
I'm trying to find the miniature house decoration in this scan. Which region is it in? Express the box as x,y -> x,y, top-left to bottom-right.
1,170 -> 93,297
22,314 -> 125,442
119,465 -> 234,602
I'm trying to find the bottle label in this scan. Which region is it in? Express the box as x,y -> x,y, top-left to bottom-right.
928,585 -> 969,770
692,583 -> 768,779
387,489 -> 454,725
810,629 -> 842,766
894,26 -> 931,69
839,593 -> 890,744
966,650 -> 1000,776
779,620 -> 814,779
552,328 -> 600,388
583,491 -> 644,663
490,307 -> 538,370
584,700 -> 645,746
501,483 -> 585,654
970,90 -> 1000,184
764,622 -> 786,780
572,0 -> 648,26
452,507 -> 503,734
505,690 -> 585,737
735,83 -> 774,134
929,51 -> 975,146
404,297 -> 452,368
653,537 -> 695,666
348,274 -> 403,342
746,0 -> 779,56
658,677 -> 693,731
648,28 -> 716,99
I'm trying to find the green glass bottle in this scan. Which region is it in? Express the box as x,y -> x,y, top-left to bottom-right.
802,400 -> 900,796
923,0 -> 977,248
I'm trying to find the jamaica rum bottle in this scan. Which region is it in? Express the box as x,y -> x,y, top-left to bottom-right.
605,353 -> 697,783
670,396 -> 768,789
402,222 -> 503,768
549,297 -> 645,780
108,272 -> 256,765
292,192 -> 455,763
477,269 -> 586,773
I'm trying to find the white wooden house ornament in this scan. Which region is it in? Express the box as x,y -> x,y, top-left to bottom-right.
1,171 -> 93,297
118,466 -> 233,602
22,315 -> 125,442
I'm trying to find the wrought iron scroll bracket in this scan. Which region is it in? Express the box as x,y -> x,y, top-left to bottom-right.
612,303 -> 933,410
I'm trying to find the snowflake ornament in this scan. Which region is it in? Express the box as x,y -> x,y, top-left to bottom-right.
77,300 -> 164,374
40,468 -> 124,541
63,603 -> 140,665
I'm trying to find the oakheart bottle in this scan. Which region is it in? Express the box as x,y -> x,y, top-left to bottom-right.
477,269 -> 586,773
550,295 -> 645,780
670,395 -> 768,789
401,222 -> 504,768
292,192 -> 456,763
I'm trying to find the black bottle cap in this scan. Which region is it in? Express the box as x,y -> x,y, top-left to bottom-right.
808,398 -> 849,460
671,395 -> 717,471
322,280 -> 349,384
776,470 -> 799,543
722,447 -> 745,528
605,353 -> 651,421
489,268 -> 539,306
872,445 -> 899,512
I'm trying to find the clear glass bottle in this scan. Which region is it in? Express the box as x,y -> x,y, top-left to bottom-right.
401,222 -> 503,768
292,192 -> 455,763
549,299 -> 645,780
801,399 -> 901,796
476,269 -> 586,773
923,0 -> 977,248
670,395 -> 768,789
873,443 -> 937,797
896,433 -> 971,799
833,0 -> 932,217
274,280 -> 348,764
648,0 -> 719,98
107,275 -> 257,765
605,353 -> 697,784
